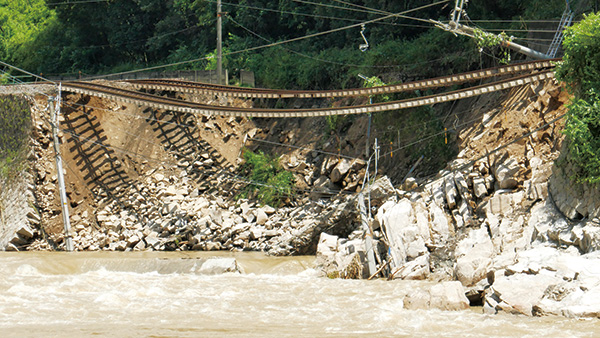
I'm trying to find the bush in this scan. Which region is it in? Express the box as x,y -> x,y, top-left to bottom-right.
0,96 -> 32,179
555,12 -> 600,184
239,149 -> 295,207
562,91 -> 600,183
555,12 -> 600,99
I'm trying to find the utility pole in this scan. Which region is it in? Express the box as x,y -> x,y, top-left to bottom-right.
50,86 -> 74,252
358,193 -> 376,277
358,74 -> 374,159
217,0 -> 223,85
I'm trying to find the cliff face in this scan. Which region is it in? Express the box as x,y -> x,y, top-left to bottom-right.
550,149 -> 600,221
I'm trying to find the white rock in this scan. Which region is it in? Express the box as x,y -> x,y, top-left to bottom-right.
454,228 -> 494,286
495,159 -> 520,189
444,176 -> 458,209
429,281 -> 470,311
331,159 -> 352,183
484,273 -> 563,316
391,254 -> 430,280
472,176 -> 488,199
199,258 -> 243,274
256,209 -> 268,225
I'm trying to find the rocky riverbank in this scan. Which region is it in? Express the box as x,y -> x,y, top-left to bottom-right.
3,78 -> 600,317
315,80 -> 600,317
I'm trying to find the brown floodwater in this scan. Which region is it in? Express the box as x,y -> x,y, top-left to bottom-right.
0,251 -> 598,337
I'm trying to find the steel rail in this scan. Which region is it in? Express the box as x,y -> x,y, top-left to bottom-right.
124,59 -> 557,99
62,71 -> 554,118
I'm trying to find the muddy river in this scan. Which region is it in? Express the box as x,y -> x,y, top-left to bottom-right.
0,252 -> 598,337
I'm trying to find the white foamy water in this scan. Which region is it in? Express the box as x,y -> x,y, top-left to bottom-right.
0,252 -> 598,337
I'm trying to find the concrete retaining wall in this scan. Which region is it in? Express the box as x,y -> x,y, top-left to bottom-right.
0,171 -> 39,250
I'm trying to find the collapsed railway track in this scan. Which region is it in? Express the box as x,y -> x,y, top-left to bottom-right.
126,59 -> 557,99
62,70 -> 555,118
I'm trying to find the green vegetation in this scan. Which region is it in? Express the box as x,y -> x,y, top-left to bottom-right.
0,0 -> 581,87
239,149 -> 295,207
0,0 -> 57,71
0,96 -> 32,179
473,28 -> 513,64
555,12 -> 600,184
373,105 -> 456,172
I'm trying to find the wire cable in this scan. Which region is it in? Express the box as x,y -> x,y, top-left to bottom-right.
227,15 -> 403,69
0,69 -> 55,100
82,0 -> 450,80
77,25 -> 204,50
414,112 -> 565,189
293,0 -> 438,24
46,0 -> 109,5
328,0 -> 392,16
0,61 -> 56,85
204,0 -> 416,27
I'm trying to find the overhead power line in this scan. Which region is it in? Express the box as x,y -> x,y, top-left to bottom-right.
203,0 -> 412,26
293,0 -> 387,16
0,61 -> 56,85
83,0 -> 450,80
328,0 -> 392,16
227,16 -> 409,69
47,0 -> 110,5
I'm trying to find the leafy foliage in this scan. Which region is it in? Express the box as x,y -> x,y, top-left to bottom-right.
0,0 -> 572,85
373,105 -> 456,174
555,12 -> 600,99
239,150 -> 295,207
562,92 -> 600,183
473,28 -> 513,64
555,12 -> 600,184
0,96 -> 32,179
0,0 -> 57,71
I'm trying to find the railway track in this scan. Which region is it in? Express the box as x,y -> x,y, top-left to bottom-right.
62,70 -> 555,118
126,59 -> 557,99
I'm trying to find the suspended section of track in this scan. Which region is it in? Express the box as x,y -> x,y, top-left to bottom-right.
124,59 -> 556,99
61,59 -> 557,118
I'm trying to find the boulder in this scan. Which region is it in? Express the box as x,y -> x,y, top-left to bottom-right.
494,159 -> 520,189
365,176 -> 396,206
330,159 -> 352,184
444,176 -> 458,209
390,254 -> 430,280
581,226 -> 600,253
199,258 -> 243,274
404,281 -> 470,311
429,203 -> 450,245
377,199 -> 428,266
472,176 -> 488,199
256,209 -> 268,225
315,233 -> 367,279
484,273 -> 563,316
454,227 -> 494,286
485,191 -> 514,216
16,225 -> 34,239
429,281 -> 470,311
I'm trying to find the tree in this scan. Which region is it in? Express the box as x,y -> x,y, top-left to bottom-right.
555,12 -> 600,99
0,0 -> 56,70
555,12 -> 600,183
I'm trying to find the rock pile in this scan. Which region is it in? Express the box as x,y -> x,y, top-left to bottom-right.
28,165 -> 364,255
278,152 -> 367,198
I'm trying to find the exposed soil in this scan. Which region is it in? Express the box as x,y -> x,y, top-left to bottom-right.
4,74 -> 569,249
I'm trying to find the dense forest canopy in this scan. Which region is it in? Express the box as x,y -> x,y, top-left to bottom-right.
0,0 -> 597,89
